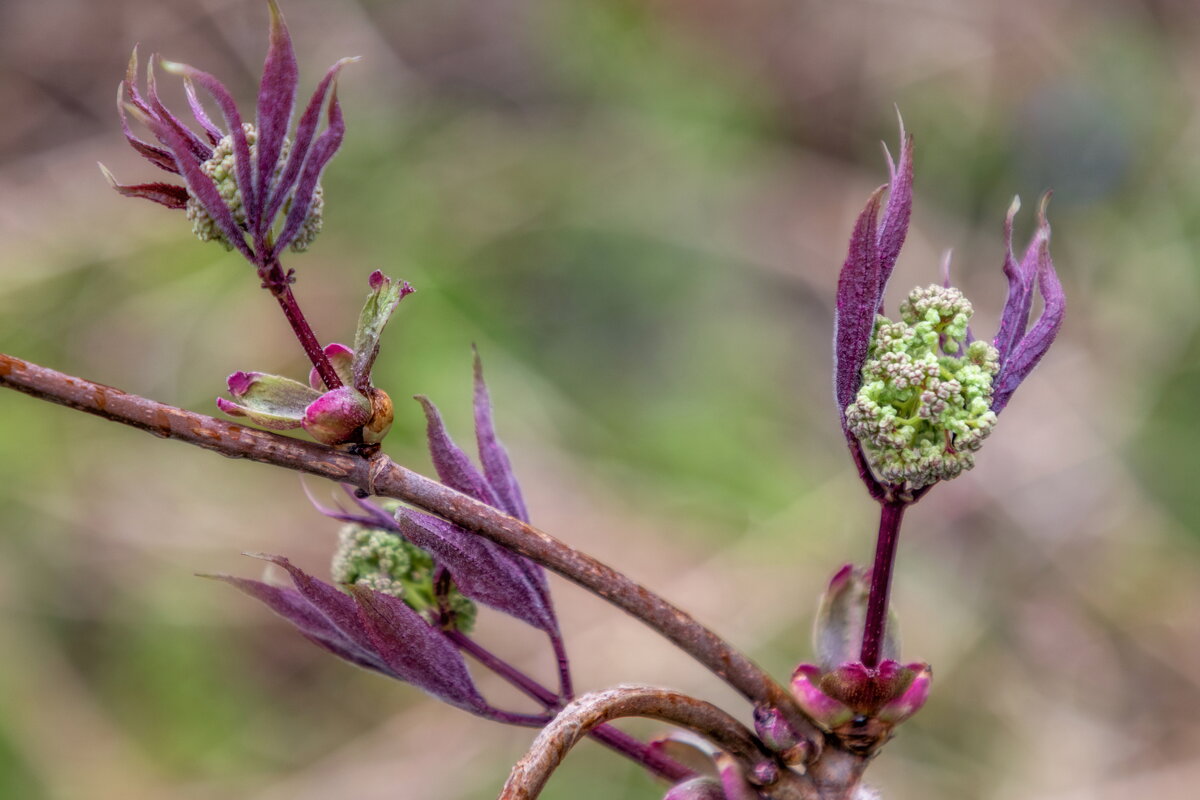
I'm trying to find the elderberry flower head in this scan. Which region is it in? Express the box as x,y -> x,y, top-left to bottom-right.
101,0 -> 355,269
833,116 -> 1065,500
846,285 -> 1000,489
331,520 -> 478,632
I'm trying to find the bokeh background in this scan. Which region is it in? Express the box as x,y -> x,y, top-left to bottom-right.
2,0 -> 1198,798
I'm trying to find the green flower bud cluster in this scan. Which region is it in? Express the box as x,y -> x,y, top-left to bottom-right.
331,522 -> 476,632
846,284 -> 1000,490
186,122 -> 324,252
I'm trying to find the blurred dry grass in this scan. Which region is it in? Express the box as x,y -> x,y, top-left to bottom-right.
1,0 -> 1199,798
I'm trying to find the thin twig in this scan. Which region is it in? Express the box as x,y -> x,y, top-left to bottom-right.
261,260 -> 342,391
448,631 -> 693,783
549,630 -> 574,701
448,630 -> 558,707
0,353 -> 826,760
498,685 -> 813,800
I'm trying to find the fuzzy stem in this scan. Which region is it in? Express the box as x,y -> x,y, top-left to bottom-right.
549,631 -> 574,701
479,708 -> 555,728
587,724 -> 693,785
0,354 -> 826,763
448,630 -> 557,707
447,631 -> 692,784
260,260 -> 342,391
860,500 -> 906,668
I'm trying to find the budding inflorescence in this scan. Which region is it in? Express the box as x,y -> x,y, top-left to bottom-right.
104,0 -> 354,270
332,521 -> 477,632
846,284 -> 1000,490
834,117 -> 1064,500
187,123 -> 324,252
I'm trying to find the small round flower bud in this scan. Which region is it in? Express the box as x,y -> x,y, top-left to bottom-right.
302,386 -> 372,445
847,284 -> 1000,490
331,523 -> 477,632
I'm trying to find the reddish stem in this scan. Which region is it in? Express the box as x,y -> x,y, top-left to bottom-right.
447,631 -> 692,783
261,260 -> 342,391
448,630 -> 557,707
549,631 -> 574,701
860,500 -> 906,668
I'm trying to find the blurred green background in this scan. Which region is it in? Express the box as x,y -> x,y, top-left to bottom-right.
1,0 -> 1198,798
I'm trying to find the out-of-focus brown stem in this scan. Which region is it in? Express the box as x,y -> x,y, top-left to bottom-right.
0,353 -> 824,760
498,686 -> 814,800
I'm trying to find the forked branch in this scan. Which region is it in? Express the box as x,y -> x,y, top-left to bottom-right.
0,353 -> 826,760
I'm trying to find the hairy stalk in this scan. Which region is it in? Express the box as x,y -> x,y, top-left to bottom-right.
447,631 -> 693,784
0,353 -> 828,762
448,630 -> 559,708
860,500 -> 906,668
587,723 -> 694,786
479,708 -> 555,728
260,259 -> 342,391
549,631 -> 574,701
499,686 -> 812,800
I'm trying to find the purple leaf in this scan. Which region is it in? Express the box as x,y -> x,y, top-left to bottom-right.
143,57 -> 212,165
993,197 -> 1032,366
162,59 -> 257,243
264,57 -> 357,226
993,198 -> 1064,413
876,114 -> 914,281
252,0 -> 299,244
1009,206 -> 1051,351
830,123 -> 918,502
301,482 -> 389,530
397,510 -> 558,633
183,77 -> 224,146
833,119 -> 914,452
99,166 -> 189,209
347,585 -> 488,714
416,395 -> 504,508
126,102 -> 254,261
206,573 -> 388,673
117,56 -> 180,175
121,46 -> 152,116
417,391 -> 555,627
339,485 -> 403,529
272,80 -> 346,257
833,186 -> 885,425
247,553 -> 381,651
473,351 -> 529,522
